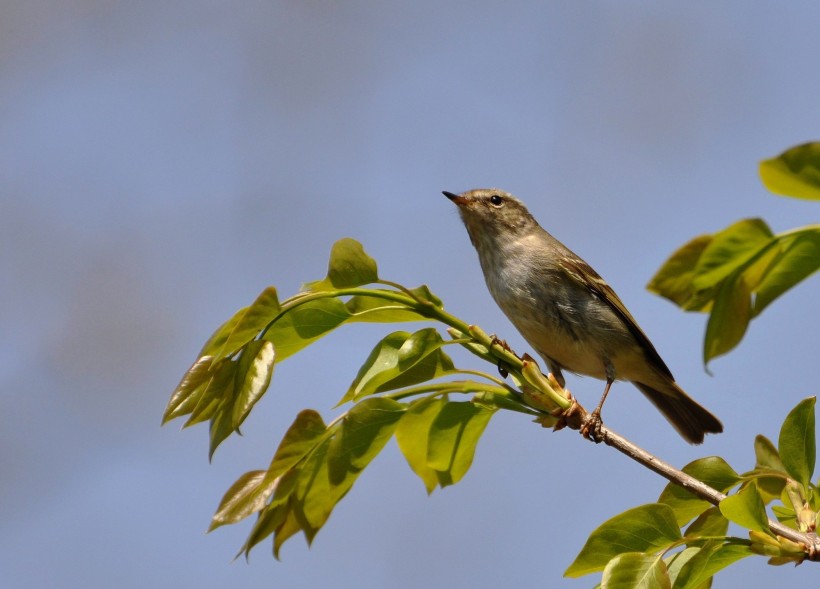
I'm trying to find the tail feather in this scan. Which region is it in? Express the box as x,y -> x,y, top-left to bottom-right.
633,381 -> 723,444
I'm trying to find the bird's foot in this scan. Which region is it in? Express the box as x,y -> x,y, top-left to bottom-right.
581,409 -> 606,443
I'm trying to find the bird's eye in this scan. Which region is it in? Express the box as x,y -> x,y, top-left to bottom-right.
489,194 -> 504,207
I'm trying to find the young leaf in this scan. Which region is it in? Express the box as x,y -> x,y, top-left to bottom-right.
426,401 -> 495,487
262,298 -> 351,361
232,340 -> 276,429
305,238 -> 379,291
215,411 -> 327,538
703,271 -> 751,366
719,484 -> 769,534
163,355 -> 214,423
658,457 -> 741,526
778,397 -> 816,492
342,328 -> 455,403
752,229 -> 820,316
185,358 -> 239,428
646,234 -> 713,308
601,552 -> 670,589
295,398 -> 405,535
759,142 -> 820,201
394,397 -> 445,493
210,470 -> 268,531
691,218 -> 773,291
211,287 -> 281,363
266,410 -> 328,479
672,541 -> 752,589
565,503 -> 681,578
684,506 -> 728,539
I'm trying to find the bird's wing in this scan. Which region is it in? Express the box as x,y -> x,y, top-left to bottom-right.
558,255 -> 674,380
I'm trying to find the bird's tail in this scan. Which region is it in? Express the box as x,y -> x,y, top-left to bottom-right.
633,381 -> 723,444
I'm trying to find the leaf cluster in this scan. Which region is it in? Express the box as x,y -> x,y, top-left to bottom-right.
164,238 -> 565,557
566,398 -> 818,586
648,143 -> 820,366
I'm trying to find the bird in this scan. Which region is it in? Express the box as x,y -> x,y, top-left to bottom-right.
444,188 -> 723,444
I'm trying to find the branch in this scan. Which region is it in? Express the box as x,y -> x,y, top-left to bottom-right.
568,414 -> 820,560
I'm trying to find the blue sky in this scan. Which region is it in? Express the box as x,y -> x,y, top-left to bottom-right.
1,2 -> 818,587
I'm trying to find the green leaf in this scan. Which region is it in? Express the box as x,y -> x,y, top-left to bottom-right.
658,457 -> 741,526
565,504 -> 682,577
719,484 -> 769,533
344,292 -> 429,323
210,470 -> 267,531
684,507 -> 728,539
295,398 -> 405,535
426,401 -> 495,488
753,229 -> 820,316
672,541 -> 752,589
209,383 -> 238,460
342,329 -> 455,403
262,297 -> 351,361
232,340 -> 276,429
754,435 -> 786,472
691,219 -> 774,291
647,235 -> 713,309
778,397 -> 816,492
266,410 -> 328,479
601,552 -> 670,589
760,142 -> 820,201
306,238 -> 379,291
211,287 -> 281,363
703,271 -> 751,366
185,358 -> 238,428
163,355 -> 214,423
395,397 -> 446,493
665,546 -> 700,587
220,411 -> 328,544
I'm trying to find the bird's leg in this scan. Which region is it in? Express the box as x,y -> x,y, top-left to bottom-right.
582,363 -> 615,443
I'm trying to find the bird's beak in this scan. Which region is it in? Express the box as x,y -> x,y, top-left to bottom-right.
442,190 -> 467,205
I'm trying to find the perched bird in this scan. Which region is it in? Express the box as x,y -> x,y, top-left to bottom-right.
444,188 -> 722,444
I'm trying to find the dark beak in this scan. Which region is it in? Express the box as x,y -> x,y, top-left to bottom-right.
442,190 -> 466,204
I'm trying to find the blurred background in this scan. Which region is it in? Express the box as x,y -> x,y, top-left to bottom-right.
2,2 -> 818,587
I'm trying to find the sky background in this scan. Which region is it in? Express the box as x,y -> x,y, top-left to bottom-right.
2,2 -> 819,588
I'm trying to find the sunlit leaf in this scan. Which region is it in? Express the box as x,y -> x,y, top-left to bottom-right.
426,401 -> 494,487
209,381 -> 238,460
232,341 -> 276,429
778,397 -> 816,492
759,142 -> 820,201
296,398 -> 405,534
565,503 -> 681,577
212,287 -> 281,363
210,470 -> 267,531
658,457 -> 740,526
684,506 -> 728,539
647,235 -> 713,309
703,272 -> 751,366
262,298 -> 351,361
752,229 -> 820,316
719,484 -> 769,534
691,219 -> 773,291
185,358 -> 238,428
306,238 -> 379,291
266,410 -> 328,479
395,397 -> 446,493
163,355 -> 214,423
664,546 -> 700,587
672,541 -> 752,589
601,552 -> 670,589
342,329 -> 454,403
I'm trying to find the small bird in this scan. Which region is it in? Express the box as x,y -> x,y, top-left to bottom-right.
444,188 -> 723,444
